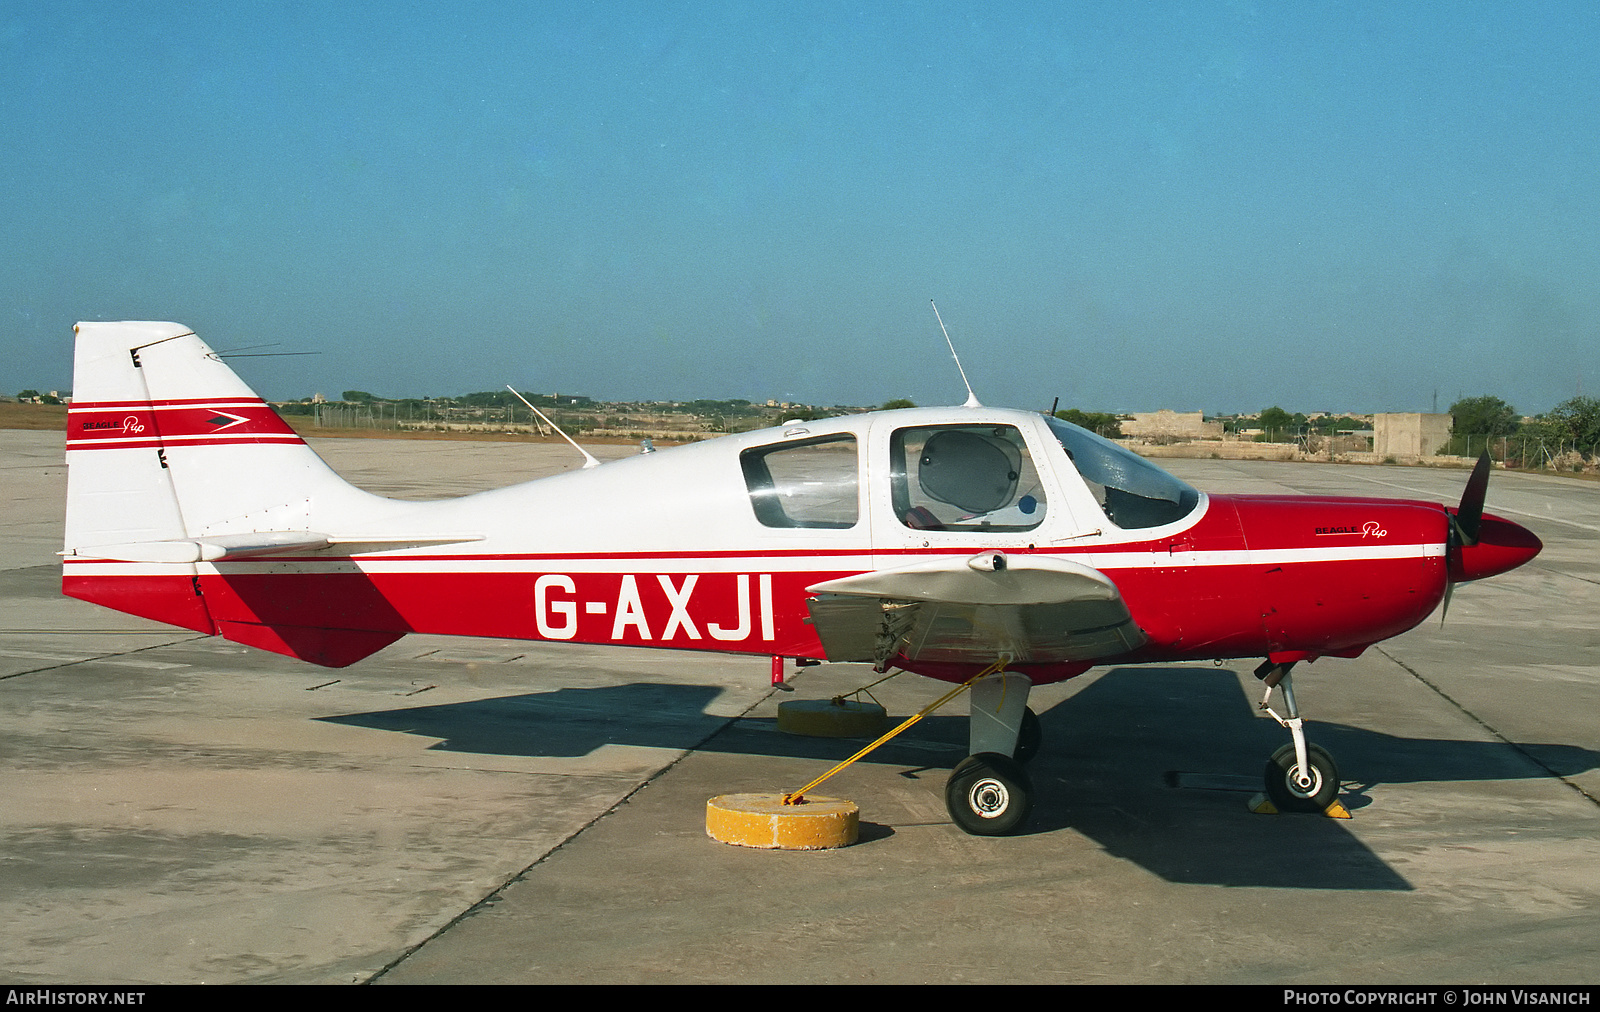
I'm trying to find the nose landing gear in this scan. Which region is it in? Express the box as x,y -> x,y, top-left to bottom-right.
1255,660 -> 1345,815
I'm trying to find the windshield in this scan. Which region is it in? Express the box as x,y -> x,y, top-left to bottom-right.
1043,416 -> 1200,529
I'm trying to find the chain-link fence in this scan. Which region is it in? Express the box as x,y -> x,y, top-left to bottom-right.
1445,434 -> 1600,470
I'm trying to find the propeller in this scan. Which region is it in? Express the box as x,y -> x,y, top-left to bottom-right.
1440,451 -> 1492,622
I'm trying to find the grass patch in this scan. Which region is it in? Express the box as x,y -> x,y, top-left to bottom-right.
0,403 -> 67,431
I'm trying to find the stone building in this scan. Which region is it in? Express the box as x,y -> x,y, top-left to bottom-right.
1121,410 -> 1223,440
1373,413 -> 1451,457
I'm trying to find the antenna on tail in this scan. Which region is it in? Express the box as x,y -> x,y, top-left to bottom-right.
930,300 -> 982,408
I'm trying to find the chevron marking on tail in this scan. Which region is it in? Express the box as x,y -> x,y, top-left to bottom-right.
67,396 -> 302,451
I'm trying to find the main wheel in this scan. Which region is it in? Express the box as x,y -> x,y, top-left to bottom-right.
945,752 -> 1034,836
1014,706 -> 1042,764
1263,743 -> 1340,813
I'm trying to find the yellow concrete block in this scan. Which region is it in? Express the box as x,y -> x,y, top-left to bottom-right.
776,698 -> 889,738
706,793 -> 859,850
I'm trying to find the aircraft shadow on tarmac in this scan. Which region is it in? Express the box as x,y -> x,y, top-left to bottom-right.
319,666 -> 1600,891
316,682 -> 734,757
1015,667 -> 1599,891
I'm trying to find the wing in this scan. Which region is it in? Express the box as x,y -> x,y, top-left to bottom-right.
805,551 -> 1147,668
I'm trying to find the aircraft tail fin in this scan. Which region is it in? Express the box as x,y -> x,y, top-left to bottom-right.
62,321 -> 404,666
62,322 -> 341,546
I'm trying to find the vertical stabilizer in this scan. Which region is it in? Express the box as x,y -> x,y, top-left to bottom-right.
65,322 -> 369,544
63,321 -> 403,664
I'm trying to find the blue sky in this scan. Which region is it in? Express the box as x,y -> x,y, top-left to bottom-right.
4,2 -> 1597,415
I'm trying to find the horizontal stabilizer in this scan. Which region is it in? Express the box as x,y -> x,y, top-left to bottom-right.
66,532 -> 484,563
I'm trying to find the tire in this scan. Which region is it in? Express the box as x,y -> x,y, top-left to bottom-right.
946,752 -> 1034,836
1014,706 -> 1042,764
1263,743 -> 1340,813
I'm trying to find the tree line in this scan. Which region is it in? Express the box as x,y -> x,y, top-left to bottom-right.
1447,395 -> 1600,463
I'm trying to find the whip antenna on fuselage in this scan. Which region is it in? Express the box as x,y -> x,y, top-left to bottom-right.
506,385 -> 600,469
930,300 -> 982,408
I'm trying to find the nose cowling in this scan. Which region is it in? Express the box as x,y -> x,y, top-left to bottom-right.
1447,510 -> 1542,583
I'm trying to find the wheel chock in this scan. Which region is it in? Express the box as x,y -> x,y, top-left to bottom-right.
777,697 -> 890,738
1248,793 -> 1353,819
706,793 -> 859,850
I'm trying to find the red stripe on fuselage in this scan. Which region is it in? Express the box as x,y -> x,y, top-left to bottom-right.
63,552 -> 1446,682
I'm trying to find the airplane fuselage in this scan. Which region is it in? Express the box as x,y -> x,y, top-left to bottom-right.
62,388 -> 1537,678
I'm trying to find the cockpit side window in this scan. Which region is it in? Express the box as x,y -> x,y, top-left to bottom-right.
741,435 -> 859,529
891,424 -> 1045,532
1044,416 -> 1199,529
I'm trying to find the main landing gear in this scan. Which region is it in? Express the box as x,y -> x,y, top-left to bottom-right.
944,670 -> 1040,836
930,659 -> 1345,833
1255,660 -> 1342,813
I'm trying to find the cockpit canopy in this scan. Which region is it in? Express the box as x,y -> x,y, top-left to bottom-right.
1044,416 -> 1200,529
733,410 -> 1200,538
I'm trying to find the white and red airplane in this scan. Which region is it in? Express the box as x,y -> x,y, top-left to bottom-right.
61,321 -> 1542,835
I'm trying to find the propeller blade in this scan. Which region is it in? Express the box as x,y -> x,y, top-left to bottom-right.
1442,451 -> 1492,624
1455,451 -> 1491,546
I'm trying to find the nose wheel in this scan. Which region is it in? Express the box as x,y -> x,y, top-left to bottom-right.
1264,742 -> 1340,812
1255,660 -> 1343,814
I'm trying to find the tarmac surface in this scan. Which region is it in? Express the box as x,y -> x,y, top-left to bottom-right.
2,430 -> 1597,985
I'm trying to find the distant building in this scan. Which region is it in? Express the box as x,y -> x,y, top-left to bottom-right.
1373,413 -> 1451,457
1121,410 -> 1222,440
